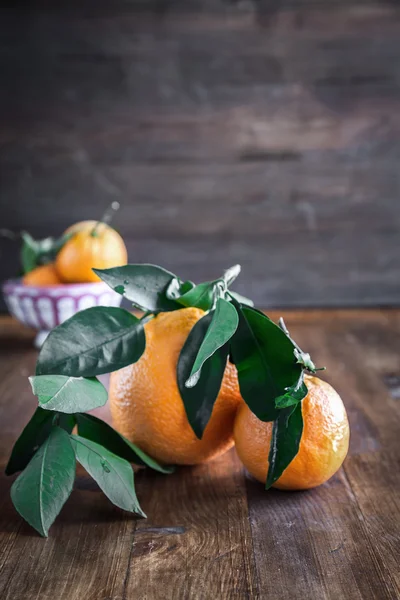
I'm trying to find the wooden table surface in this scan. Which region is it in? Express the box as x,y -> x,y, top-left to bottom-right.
0,310 -> 399,600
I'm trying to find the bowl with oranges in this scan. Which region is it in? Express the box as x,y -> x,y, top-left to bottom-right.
2,205 -> 128,347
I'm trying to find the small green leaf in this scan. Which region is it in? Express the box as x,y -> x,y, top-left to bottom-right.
29,375 -> 108,413
11,427 -> 76,536
177,312 -> 229,439
75,413 -> 174,474
265,403 -> 303,489
175,281 -> 217,311
21,232 -> 40,274
275,373 -> 308,409
230,305 -> 306,422
70,435 -> 146,518
36,307 -> 145,377
5,407 -> 54,475
93,264 -> 179,312
20,231 -> 72,274
186,298 -> 238,387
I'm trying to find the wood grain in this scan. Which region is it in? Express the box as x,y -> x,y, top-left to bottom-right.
246,310 -> 400,600
0,310 -> 399,599
0,0 -> 399,310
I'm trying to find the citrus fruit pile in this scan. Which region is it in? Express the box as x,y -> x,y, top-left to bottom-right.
20,204 -> 127,286
109,304 -> 349,489
7,263 -> 350,536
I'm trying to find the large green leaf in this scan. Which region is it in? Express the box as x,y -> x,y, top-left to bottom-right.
93,264 -> 180,312
36,307 -> 145,377
30,375 -> 108,413
265,402 -> 303,489
70,435 -> 145,518
75,413 -> 174,474
5,410 -> 73,476
186,298 -> 238,388
11,427 -> 76,536
5,408 -> 54,475
177,312 -> 229,439
230,306 -> 305,422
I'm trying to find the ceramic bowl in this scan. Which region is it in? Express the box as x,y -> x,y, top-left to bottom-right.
2,278 -> 122,348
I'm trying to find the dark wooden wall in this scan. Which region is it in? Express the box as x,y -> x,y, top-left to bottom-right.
1,0 -> 400,311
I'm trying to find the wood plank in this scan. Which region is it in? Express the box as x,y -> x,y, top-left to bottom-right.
246,472 -> 393,600
0,312 -> 399,599
125,452 -> 257,599
244,309 -> 400,599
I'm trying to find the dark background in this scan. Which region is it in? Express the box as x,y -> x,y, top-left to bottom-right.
1,0 -> 399,311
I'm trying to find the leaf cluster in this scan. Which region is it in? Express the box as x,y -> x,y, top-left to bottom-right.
6,263 -> 321,535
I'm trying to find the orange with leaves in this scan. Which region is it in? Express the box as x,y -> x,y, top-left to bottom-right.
109,307 -> 243,465
234,375 -> 350,490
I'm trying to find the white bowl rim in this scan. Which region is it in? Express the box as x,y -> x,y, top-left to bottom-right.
2,278 -> 113,294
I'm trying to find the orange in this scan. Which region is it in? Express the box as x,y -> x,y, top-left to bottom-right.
109,307 -> 243,465
22,263 -> 62,286
55,220 -> 127,283
234,375 -> 349,490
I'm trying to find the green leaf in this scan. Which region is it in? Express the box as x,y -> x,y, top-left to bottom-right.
70,435 -> 146,518
228,290 -> 254,307
20,232 -> 40,274
20,231 -> 72,274
230,306 -> 306,422
265,403 -> 303,489
36,307 -> 145,377
275,375 -> 308,409
5,407 -> 54,475
175,281 -> 217,311
30,375 -> 108,413
75,413 -> 174,474
5,410 -> 73,477
11,427 -> 76,536
177,312 -> 229,439
186,298 -> 238,388
175,264 -> 244,310
93,264 -> 179,312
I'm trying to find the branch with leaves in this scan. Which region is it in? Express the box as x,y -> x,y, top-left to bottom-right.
6,263 -> 322,536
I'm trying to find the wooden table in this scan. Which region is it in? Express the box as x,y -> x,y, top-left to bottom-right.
0,311 -> 399,600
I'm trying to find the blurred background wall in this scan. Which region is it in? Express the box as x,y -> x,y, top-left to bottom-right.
1,0 -> 399,311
